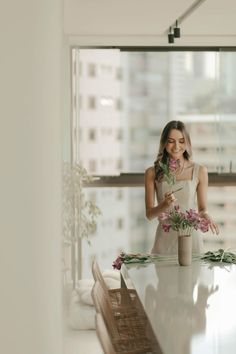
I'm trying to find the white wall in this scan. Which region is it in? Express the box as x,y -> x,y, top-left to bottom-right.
0,1 -> 66,354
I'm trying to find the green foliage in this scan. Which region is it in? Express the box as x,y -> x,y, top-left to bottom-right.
201,249 -> 236,264
62,162 -> 101,245
159,161 -> 176,186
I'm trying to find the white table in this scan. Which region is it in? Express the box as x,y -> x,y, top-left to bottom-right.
121,257 -> 236,354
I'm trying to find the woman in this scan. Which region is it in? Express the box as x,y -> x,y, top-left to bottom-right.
145,120 -> 219,255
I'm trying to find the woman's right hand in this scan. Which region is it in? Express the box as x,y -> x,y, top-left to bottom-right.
163,191 -> 177,208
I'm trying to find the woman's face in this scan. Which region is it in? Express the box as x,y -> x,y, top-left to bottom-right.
165,129 -> 186,160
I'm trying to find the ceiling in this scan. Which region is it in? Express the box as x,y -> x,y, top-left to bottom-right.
64,0 -> 236,46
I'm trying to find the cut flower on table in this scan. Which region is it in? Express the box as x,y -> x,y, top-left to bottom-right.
201,249 -> 236,264
111,249 -> 236,270
112,252 -> 202,270
112,252 -> 159,270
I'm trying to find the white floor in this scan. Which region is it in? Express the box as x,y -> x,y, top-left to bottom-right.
63,299 -> 103,354
64,326 -> 103,354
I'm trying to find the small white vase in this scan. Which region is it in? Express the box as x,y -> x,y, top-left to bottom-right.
178,235 -> 192,266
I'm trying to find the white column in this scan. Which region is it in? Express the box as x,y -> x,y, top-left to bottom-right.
0,1 -> 65,354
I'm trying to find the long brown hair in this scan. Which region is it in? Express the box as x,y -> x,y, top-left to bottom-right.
154,120 -> 192,182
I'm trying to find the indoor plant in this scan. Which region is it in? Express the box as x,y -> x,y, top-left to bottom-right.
62,162 -> 101,284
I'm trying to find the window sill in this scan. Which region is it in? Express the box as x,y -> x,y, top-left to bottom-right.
85,173 -> 236,187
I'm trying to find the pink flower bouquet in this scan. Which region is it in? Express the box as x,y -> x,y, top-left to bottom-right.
160,205 -> 211,235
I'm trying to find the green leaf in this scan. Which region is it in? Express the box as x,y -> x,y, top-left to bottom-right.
201,249 -> 236,264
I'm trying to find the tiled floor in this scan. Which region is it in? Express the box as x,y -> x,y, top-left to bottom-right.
64,326 -> 103,354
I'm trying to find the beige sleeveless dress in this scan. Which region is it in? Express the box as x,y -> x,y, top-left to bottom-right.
151,163 -> 204,255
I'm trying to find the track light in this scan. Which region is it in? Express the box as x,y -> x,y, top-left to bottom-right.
174,20 -> 181,38
168,27 -> 174,44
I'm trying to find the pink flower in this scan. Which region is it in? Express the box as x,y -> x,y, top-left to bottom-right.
186,209 -> 201,225
162,223 -> 171,232
199,218 -> 211,233
174,205 -> 180,212
112,256 -> 123,270
159,212 -> 168,221
168,158 -> 179,172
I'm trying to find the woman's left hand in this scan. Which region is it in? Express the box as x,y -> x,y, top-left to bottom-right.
202,213 -> 219,235
209,219 -> 219,235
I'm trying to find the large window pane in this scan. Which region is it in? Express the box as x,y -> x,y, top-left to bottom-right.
73,49 -> 230,174
81,187 -> 156,278
69,49 -> 236,280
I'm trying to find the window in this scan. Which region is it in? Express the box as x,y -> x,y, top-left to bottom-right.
88,128 -> 96,141
116,158 -> 122,170
89,159 -> 97,173
74,49 -> 236,175
116,128 -> 123,140
116,98 -> 123,111
88,191 -> 97,203
116,67 -> 123,80
100,96 -> 114,107
88,63 -> 96,77
88,95 -> 96,109
117,218 -> 124,230
101,64 -> 112,75
117,189 -> 123,200
70,48 -> 236,278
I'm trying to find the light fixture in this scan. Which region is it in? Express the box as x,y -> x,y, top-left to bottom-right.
174,20 -> 181,38
168,27 -> 174,44
167,0 -> 207,44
